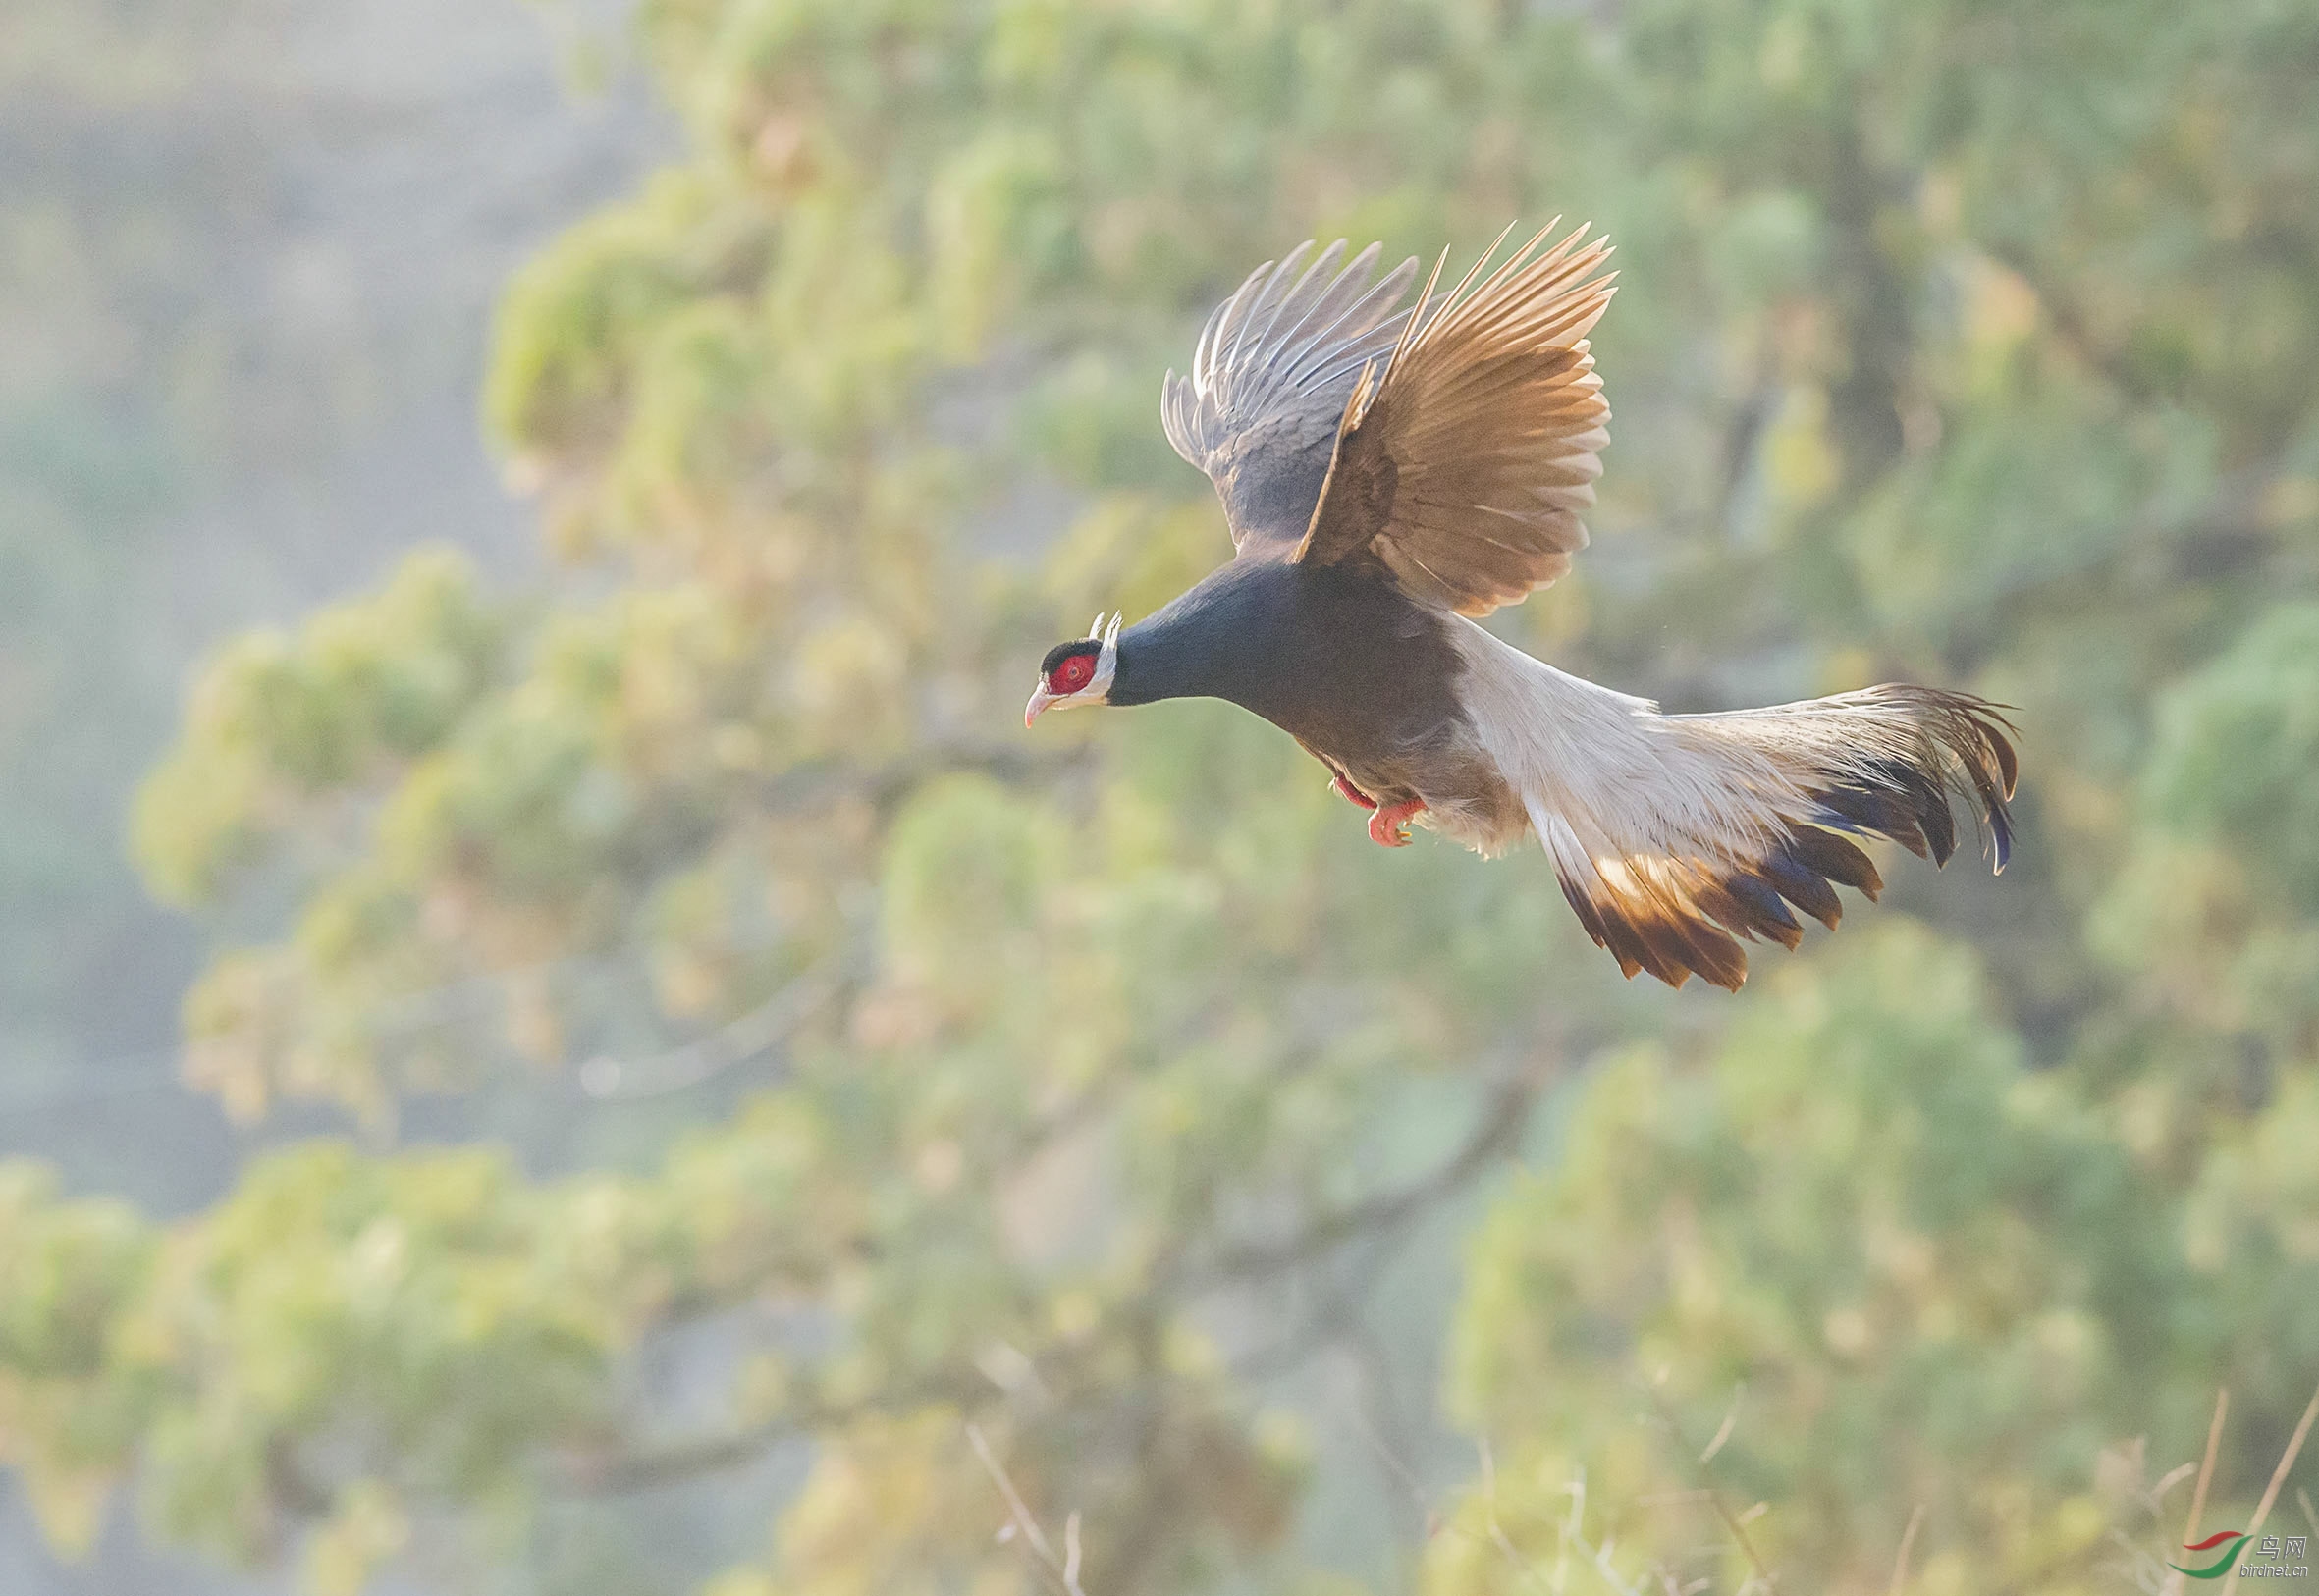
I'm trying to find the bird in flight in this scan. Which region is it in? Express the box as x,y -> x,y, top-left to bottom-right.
1025,224 -> 2017,990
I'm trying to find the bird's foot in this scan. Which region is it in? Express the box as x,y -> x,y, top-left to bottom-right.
1330,775 -> 1378,811
1368,797 -> 1426,848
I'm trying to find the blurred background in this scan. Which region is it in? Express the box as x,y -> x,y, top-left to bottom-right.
1,1 -> 2315,1593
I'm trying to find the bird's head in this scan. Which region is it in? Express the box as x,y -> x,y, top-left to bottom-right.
1024,612 -> 1122,727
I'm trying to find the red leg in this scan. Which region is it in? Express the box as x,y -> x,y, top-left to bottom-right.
1368,797 -> 1426,848
1330,774 -> 1378,810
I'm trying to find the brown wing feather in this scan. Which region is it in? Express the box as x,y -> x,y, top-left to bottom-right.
1293,222 -> 1616,615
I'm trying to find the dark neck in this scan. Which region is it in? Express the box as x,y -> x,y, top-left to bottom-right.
1106,562 -> 1284,710
1101,557 -> 1466,770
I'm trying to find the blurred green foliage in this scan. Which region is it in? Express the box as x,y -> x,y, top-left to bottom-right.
4,0 -> 2317,1591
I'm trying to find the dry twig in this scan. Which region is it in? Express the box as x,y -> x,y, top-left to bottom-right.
2162,1387 -> 2230,1596
1888,1504 -> 1923,1596
1644,1378 -> 1778,1593
2246,1380 -> 2319,1543
967,1423 -> 1088,1596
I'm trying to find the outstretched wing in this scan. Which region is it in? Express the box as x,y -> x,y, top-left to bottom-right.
1294,222 -> 1616,615
1163,240 -> 1422,554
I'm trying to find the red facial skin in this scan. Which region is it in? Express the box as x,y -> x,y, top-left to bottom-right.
1048,653 -> 1097,696
1025,646 -> 1102,726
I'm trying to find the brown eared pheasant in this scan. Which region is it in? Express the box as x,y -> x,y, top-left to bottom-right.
1025,224 -> 2018,991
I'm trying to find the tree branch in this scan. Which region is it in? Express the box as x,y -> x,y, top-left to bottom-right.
1198,1064 -> 1546,1284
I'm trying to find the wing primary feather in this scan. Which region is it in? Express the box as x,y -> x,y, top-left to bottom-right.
1196,261 -> 1271,392
1232,242 -> 1356,416
1188,280 -> 1235,389
1269,240 -> 1373,345
1217,243 -> 1314,404
1241,239 -> 1333,371
1273,255 -> 1418,393
1424,219 -> 1524,340
1243,243 -> 1400,418
1423,218 -> 1568,355
1430,218 -> 1555,344
1374,244 -> 1456,407
1252,243 -> 1392,404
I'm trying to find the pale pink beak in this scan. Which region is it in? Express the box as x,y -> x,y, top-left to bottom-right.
1024,685 -> 1058,727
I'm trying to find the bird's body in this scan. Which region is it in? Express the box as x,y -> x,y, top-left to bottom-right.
1029,225 -> 2018,990
1112,557 -> 1478,827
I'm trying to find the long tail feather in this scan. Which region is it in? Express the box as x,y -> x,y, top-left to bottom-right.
1454,624 -> 2017,991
